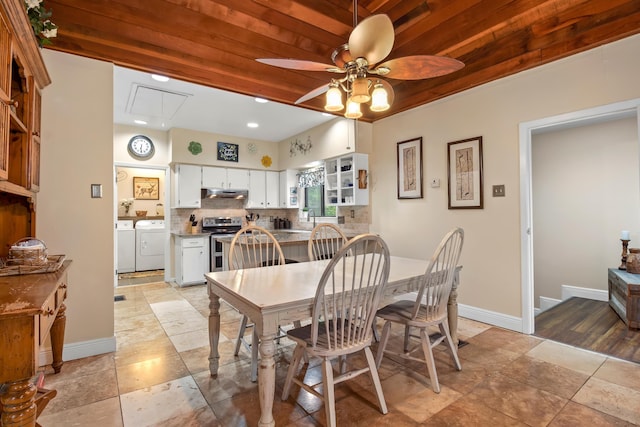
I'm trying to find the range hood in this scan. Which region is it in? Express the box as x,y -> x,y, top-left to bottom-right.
202,188 -> 248,199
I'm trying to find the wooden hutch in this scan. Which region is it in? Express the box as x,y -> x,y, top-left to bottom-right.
0,1 -> 67,427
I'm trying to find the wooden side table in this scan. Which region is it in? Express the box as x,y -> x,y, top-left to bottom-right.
608,268 -> 640,329
0,261 -> 71,426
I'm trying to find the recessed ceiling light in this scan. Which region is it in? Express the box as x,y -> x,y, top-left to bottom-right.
247,122 -> 259,128
151,74 -> 170,82
255,97 -> 269,103
134,119 -> 147,125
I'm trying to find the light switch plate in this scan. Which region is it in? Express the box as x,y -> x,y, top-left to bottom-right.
493,185 -> 505,197
430,178 -> 440,188
91,184 -> 102,198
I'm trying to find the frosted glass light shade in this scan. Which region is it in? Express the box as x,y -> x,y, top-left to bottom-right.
351,77 -> 370,103
370,83 -> 390,112
344,98 -> 362,119
325,86 -> 344,111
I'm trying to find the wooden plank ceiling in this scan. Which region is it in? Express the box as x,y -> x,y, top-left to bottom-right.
43,0 -> 640,122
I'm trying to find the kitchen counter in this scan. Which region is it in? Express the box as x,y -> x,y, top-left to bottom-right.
172,232 -> 211,237
215,230 -> 312,246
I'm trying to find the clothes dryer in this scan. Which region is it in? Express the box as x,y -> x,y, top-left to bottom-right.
135,220 -> 165,271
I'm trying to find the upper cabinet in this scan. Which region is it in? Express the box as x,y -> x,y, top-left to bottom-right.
247,170 -> 279,209
202,166 -> 249,189
279,169 -> 298,208
325,153 -> 369,206
173,164 -> 201,208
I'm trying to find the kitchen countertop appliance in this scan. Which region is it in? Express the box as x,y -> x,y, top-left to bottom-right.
203,216 -> 243,272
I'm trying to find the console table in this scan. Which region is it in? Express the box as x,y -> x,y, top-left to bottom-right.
0,261 -> 71,426
608,268 -> 640,329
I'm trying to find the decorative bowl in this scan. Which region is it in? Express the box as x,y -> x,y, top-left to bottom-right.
135,210 -> 147,217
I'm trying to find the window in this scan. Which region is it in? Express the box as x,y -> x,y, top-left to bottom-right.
305,185 -> 336,217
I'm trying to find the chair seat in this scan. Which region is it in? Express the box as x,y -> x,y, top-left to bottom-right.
377,300 -> 445,325
287,320 -> 369,357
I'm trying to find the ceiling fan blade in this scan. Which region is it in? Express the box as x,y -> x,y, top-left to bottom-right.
375,55 -> 465,80
257,58 -> 342,73
295,83 -> 330,104
348,14 -> 394,65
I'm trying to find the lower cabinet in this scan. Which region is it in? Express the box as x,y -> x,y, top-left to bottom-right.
175,236 -> 209,286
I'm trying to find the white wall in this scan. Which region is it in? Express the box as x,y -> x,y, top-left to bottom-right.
39,50 -> 115,354
370,33 -> 640,320
532,116 -> 639,303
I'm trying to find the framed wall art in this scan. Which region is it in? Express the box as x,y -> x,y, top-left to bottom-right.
447,136 -> 484,209
133,177 -> 160,200
397,137 -> 423,199
217,141 -> 239,162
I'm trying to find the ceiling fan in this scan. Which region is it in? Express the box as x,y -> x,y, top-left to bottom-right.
256,1 -> 464,118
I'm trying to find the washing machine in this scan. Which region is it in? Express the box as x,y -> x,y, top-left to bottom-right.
117,220 -> 135,273
135,219 -> 165,271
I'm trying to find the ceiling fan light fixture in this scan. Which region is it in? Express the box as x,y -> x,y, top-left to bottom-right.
325,85 -> 344,111
370,83 -> 390,112
351,77 -> 370,103
344,97 -> 363,119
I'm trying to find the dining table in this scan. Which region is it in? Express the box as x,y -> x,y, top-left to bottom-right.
205,256 -> 462,427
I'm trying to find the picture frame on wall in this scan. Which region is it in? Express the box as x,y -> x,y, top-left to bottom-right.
397,137 -> 423,199
133,177 -> 160,200
217,141 -> 239,162
447,136 -> 484,209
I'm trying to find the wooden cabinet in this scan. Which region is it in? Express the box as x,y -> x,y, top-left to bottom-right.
202,166 -> 249,189
172,164 -> 201,208
0,261 -> 71,425
0,0 -> 51,258
325,153 -> 368,206
279,169 -> 298,208
247,170 -> 279,209
174,236 -> 208,286
608,268 -> 640,329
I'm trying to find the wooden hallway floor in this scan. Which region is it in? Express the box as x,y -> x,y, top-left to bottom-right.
535,297 -> 640,364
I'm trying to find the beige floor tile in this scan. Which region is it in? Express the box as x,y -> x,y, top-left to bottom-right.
526,339 -> 607,375
456,316 -> 493,339
168,327 -> 214,352
593,357 -> 640,392
38,396 -> 124,427
115,312 -> 162,333
465,373 -> 567,427
44,367 -> 119,414
160,311 -> 208,336
467,326 -> 544,354
114,335 -> 177,368
549,401 -> 635,426
120,376 -> 214,426
116,351 -> 191,394
115,322 -> 168,350
425,398 -> 529,426
572,376 -> 640,424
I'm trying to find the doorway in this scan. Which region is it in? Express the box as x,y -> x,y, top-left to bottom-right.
114,163 -> 170,287
519,99 -> 640,334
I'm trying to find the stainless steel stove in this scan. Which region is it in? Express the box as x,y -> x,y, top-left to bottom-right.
202,216 -> 243,272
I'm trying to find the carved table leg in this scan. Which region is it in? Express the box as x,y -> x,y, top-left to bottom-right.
208,292 -> 221,377
258,331 -> 276,427
0,379 -> 37,426
50,303 -> 66,374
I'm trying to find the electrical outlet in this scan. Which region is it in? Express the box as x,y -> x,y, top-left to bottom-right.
493,185 -> 505,197
350,210 -> 355,218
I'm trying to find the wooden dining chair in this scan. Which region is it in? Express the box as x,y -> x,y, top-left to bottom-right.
282,234 -> 391,427
375,227 -> 464,393
229,224 -> 286,382
307,223 -> 348,261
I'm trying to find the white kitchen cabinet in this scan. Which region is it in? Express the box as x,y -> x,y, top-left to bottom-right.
247,170 -> 280,208
202,166 -> 249,189
173,164 -> 201,208
279,169 -> 299,208
174,236 -> 209,286
325,153 -> 368,206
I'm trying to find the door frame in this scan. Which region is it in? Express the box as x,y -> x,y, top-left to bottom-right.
519,98 -> 640,334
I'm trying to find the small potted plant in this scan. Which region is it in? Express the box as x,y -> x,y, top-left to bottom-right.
301,207 -> 308,220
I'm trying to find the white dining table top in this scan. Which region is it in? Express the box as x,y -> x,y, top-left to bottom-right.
205,255 -> 429,311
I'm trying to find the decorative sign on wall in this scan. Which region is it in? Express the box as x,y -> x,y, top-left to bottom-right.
217,142 -> 239,162
289,136 -> 312,157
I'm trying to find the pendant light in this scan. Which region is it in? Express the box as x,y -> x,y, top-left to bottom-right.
370,82 -> 390,112
325,83 -> 344,111
344,97 -> 362,119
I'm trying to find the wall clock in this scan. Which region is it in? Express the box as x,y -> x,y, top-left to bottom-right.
127,135 -> 155,160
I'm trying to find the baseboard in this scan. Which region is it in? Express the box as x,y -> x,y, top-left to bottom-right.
458,304 -> 524,333
539,296 -> 562,312
39,336 -> 116,366
561,285 -> 608,302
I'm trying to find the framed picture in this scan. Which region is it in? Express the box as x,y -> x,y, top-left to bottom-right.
217,141 -> 239,162
133,177 -> 159,200
397,137 -> 423,199
447,136 -> 484,209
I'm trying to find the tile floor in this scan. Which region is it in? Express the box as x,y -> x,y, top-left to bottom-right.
36,281 -> 640,426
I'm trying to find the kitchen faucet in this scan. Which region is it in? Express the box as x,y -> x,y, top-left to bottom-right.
308,208 -> 316,227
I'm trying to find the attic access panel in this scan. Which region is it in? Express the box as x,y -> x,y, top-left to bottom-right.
126,84 -> 191,120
